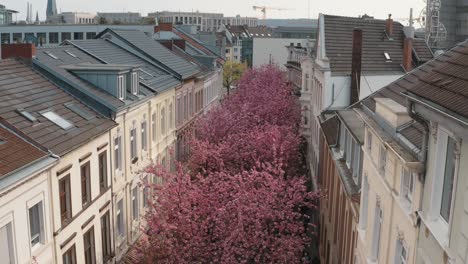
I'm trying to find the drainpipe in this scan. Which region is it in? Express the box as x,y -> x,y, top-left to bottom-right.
406,98 -> 429,177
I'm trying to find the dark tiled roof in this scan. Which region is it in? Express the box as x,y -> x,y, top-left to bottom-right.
413,38 -> 433,63
101,29 -> 200,79
0,59 -> 116,156
68,39 -> 180,93
323,15 -> 408,75
0,124 -> 47,178
337,110 -> 365,143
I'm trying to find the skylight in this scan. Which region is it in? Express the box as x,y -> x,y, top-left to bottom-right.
64,50 -> 77,58
42,110 -> 73,130
44,51 -> 58,60
64,102 -> 94,121
17,109 -> 37,122
384,52 -> 391,61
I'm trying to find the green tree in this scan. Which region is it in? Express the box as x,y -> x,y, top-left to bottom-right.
223,60 -> 247,95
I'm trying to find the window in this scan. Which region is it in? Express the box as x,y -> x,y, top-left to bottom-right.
339,126 -> 346,154
346,133 -> 353,167
132,187 -> 139,221
141,120 -> 147,151
99,151 -> 108,193
118,76 -> 125,100
0,223 -> 14,263
367,130 -> 373,152
86,32 -> 96,39
371,203 -> 382,261
62,245 -> 76,264
117,199 -> 125,237
81,162 -> 91,207
161,108 -> 166,135
394,239 -> 408,264
177,98 -> 181,125
131,72 -> 138,95
49,32 -> 59,44
114,135 -> 122,171
130,126 -> 137,161
42,111 -> 73,130
143,176 -> 149,208
73,32 -> 84,40
183,95 -> 188,120
384,52 -> 391,61
61,32 -> 72,41
83,227 -> 96,264
401,168 -> 414,204
59,175 -> 72,225
101,212 -> 112,260
29,201 -> 45,247
169,103 -> 173,129
441,136 -> 456,222
379,146 -> 387,175
359,176 -> 369,230
152,113 -> 157,142
352,144 -> 362,183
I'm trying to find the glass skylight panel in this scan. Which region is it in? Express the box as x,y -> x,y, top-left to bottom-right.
42,111 -> 73,130
44,51 -> 58,60
64,50 -> 77,58
384,52 -> 391,60
17,109 -> 37,122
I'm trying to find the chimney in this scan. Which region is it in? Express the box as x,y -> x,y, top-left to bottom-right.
403,38 -> 413,72
350,28 -> 363,104
1,43 -> 36,60
159,22 -> 173,32
386,14 -> 393,36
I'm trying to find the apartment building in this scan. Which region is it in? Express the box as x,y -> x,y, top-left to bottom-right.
0,53 -> 117,264
304,14 -> 432,183
48,12 -> 97,24
318,110 -> 364,264
401,41 -> 468,264
0,119 -> 58,264
97,12 -> 142,24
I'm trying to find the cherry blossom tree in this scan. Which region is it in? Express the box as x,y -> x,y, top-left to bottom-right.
137,65 -> 317,263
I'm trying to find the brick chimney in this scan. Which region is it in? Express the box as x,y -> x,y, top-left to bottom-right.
1,43 -> 36,60
350,28 -> 363,104
403,38 -> 413,72
386,14 -> 393,36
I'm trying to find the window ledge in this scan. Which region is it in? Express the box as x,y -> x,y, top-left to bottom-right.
419,213 -> 450,250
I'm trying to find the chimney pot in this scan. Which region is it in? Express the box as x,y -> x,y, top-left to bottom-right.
386,14 -> 393,36
1,43 -> 36,60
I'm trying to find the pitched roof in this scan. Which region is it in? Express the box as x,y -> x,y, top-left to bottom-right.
0,123 -> 47,178
98,29 -> 200,79
0,59 -> 116,156
68,39 -> 180,93
322,15 -> 430,75
34,45 -> 156,114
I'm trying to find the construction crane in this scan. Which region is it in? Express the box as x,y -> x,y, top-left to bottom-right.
252,6 -> 291,19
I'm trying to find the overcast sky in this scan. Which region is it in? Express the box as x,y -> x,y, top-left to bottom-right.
6,0 -> 426,25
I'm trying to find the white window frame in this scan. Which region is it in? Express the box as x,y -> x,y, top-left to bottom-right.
359,175 -> 369,230
27,196 -> 45,252
371,202 -> 382,261
0,215 -> 16,264
429,127 -> 459,229
394,239 -> 408,264
141,119 -> 147,152
367,129 -> 373,152
131,72 -> 138,95
339,125 -> 346,155
151,112 -> 157,142
114,134 -> 122,172
132,187 -> 139,221
118,75 -> 125,100
130,125 -> 137,161
116,199 -> 125,237
400,167 -> 415,206
379,145 -> 387,175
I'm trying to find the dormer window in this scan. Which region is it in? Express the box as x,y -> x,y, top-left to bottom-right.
118,75 -> 125,100
131,72 -> 139,96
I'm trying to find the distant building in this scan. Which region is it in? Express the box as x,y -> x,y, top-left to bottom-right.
97,12 -> 142,24
149,11 -> 257,32
252,38 -> 308,69
273,26 -> 316,39
47,12 -> 97,24
46,0 -> 57,20
0,4 -> 18,25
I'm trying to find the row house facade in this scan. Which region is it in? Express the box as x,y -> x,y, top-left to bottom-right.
318,110 -> 364,264
302,13 -> 433,184
0,23 -> 222,263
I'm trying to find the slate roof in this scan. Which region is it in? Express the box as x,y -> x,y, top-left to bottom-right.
413,38 -> 434,63
98,29 -> 200,79
172,27 -> 225,64
358,40 -> 468,151
0,59 -> 116,156
68,39 -> 180,93
34,45 -> 155,115
0,123 -> 47,178
322,15 -> 431,75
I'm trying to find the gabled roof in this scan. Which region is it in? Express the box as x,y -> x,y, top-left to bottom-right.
97,28 -> 200,79
0,59 -> 116,156
321,14 -> 432,75
173,28 -> 224,61
67,39 -> 180,93
0,123 -> 47,178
